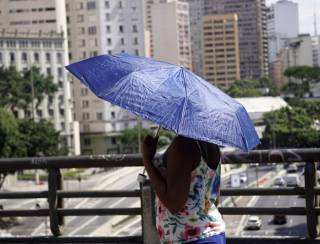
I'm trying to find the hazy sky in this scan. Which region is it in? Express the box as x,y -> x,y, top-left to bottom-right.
266,0 -> 319,35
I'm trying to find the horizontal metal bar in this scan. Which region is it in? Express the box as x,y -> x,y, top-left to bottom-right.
57,190 -> 141,198
222,148 -> 320,164
0,191 -> 48,199
0,148 -> 318,169
0,209 -> 48,217
0,190 -> 141,199
59,208 -> 141,216
219,207 -> 306,215
227,237 -> 320,244
0,236 -> 143,243
220,187 -> 305,196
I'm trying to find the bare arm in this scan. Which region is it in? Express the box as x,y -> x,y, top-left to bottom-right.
142,136 -> 193,213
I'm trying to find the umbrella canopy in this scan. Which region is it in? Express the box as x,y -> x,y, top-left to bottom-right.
66,53 -> 260,151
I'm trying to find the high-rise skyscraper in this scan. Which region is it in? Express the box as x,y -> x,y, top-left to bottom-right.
152,0 -> 192,69
202,14 -> 240,89
267,0 -> 299,63
188,0 -> 269,79
0,0 -> 79,155
66,0 -> 152,154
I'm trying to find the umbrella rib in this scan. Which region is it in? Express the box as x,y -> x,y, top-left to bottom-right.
177,68 -> 188,134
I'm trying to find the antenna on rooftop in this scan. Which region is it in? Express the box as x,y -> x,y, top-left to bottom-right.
314,0 -> 318,36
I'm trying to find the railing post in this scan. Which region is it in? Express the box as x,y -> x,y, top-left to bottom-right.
304,161 -> 318,239
48,168 -> 63,236
140,181 -> 160,244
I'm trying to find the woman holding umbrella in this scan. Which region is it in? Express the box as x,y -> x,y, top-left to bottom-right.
142,135 -> 226,244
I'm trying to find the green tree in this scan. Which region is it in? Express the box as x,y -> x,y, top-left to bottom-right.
121,126 -> 152,153
262,107 -> 320,148
18,119 -> 67,157
227,78 -> 279,97
0,66 -> 58,113
286,98 -> 320,120
283,66 -> 320,98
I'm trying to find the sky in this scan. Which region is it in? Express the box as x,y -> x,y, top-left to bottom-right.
266,0 -> 319,35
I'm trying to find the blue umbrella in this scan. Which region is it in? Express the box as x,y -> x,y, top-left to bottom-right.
66,53 -> 260,151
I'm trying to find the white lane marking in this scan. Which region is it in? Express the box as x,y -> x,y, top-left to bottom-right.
68,198 -> 126,236
294,202 -> 297,205
235,196 -> 258,236
274,201 -> 278,206
289,219 -> 293,225
278,195 -> 281,199
112,216 -> 141,236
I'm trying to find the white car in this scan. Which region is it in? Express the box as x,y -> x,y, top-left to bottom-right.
273,177 -> 285,187
286,174 -> 300,187
245,216 -> 262,230
239,172 -> 248,183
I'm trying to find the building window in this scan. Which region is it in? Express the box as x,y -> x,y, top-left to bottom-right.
111,111 -> 115,119
10,52 -> 15,63
84,138 -> 91,146
111,137 -> 117,144
118,1 -> 122,8
0,53 -> 2,64
77,14 -> 84,22
46,68 -> 51,76
135,49 -> 139,55
88,26 -> 97,35
108,50 -> 112,54
81,39 -> 86,46
132,25 -> 137,33
81,87 -> 88,96
97,112 -> 103,120
106,25 -> 111,33
106,13 -> 110,21
58,67 -> 63,78
133,37 -> 138,45
107,38 -> 112,45
119,25 -> 123,33
120,38 -> 125,45
105,1 -> 109,8
112,123 -> 116,131
59,109 -> 65,116
82,100 -> 89,108
57,53 -> 62,63
87,1 -> 96,10
37,110 -> 42,118
45,53 -> 51,63
21,52 -> 28,63
82,112 -> 90,120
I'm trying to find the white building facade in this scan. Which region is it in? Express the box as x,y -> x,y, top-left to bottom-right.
0,0 -> 79,155
152,0 -> 192,69
267,0 -> 299,63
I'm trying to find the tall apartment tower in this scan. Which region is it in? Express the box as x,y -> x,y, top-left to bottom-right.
188,0 -> 269,79
202,14 -> 240,89
267,0 -> 299,63
152,0 -> 192,69
66,0 -> 151,154
0,0 -> 79,155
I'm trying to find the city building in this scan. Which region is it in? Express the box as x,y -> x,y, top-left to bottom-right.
192,0 -> 269,79
266,0 -> 299,63
152,0 -> 192,69
202,14 -> 240,89
0,30 -> 80,155
271,34 -> 313,88
66,0 -> 153,154
0,0 -> 79,155
184,0 -> 204,76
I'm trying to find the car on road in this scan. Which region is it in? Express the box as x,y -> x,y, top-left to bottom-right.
273,177 -> 285,187
239,173 -> 248,183
286,164 -> 298,173
273,214 -> 287,225
245,216 -> 262,230
286,174 -> 300,187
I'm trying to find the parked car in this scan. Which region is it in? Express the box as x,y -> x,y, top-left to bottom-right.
273,214 -> 287,225
286,174 -> 300,187
273,177 -> 285,187
239,172 -> 248,183
287,164 -> 298,173
245,216 -> 262,230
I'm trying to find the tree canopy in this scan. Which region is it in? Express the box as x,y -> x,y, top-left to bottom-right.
226,77 -> 279,97
283,66 -> 320,98
262,107 -> 320,148
0,66 -> 58,113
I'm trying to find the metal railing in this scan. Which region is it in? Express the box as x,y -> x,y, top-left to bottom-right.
0,149 -> 319,243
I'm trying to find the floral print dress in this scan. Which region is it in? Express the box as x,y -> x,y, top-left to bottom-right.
155,160 -> 225,243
